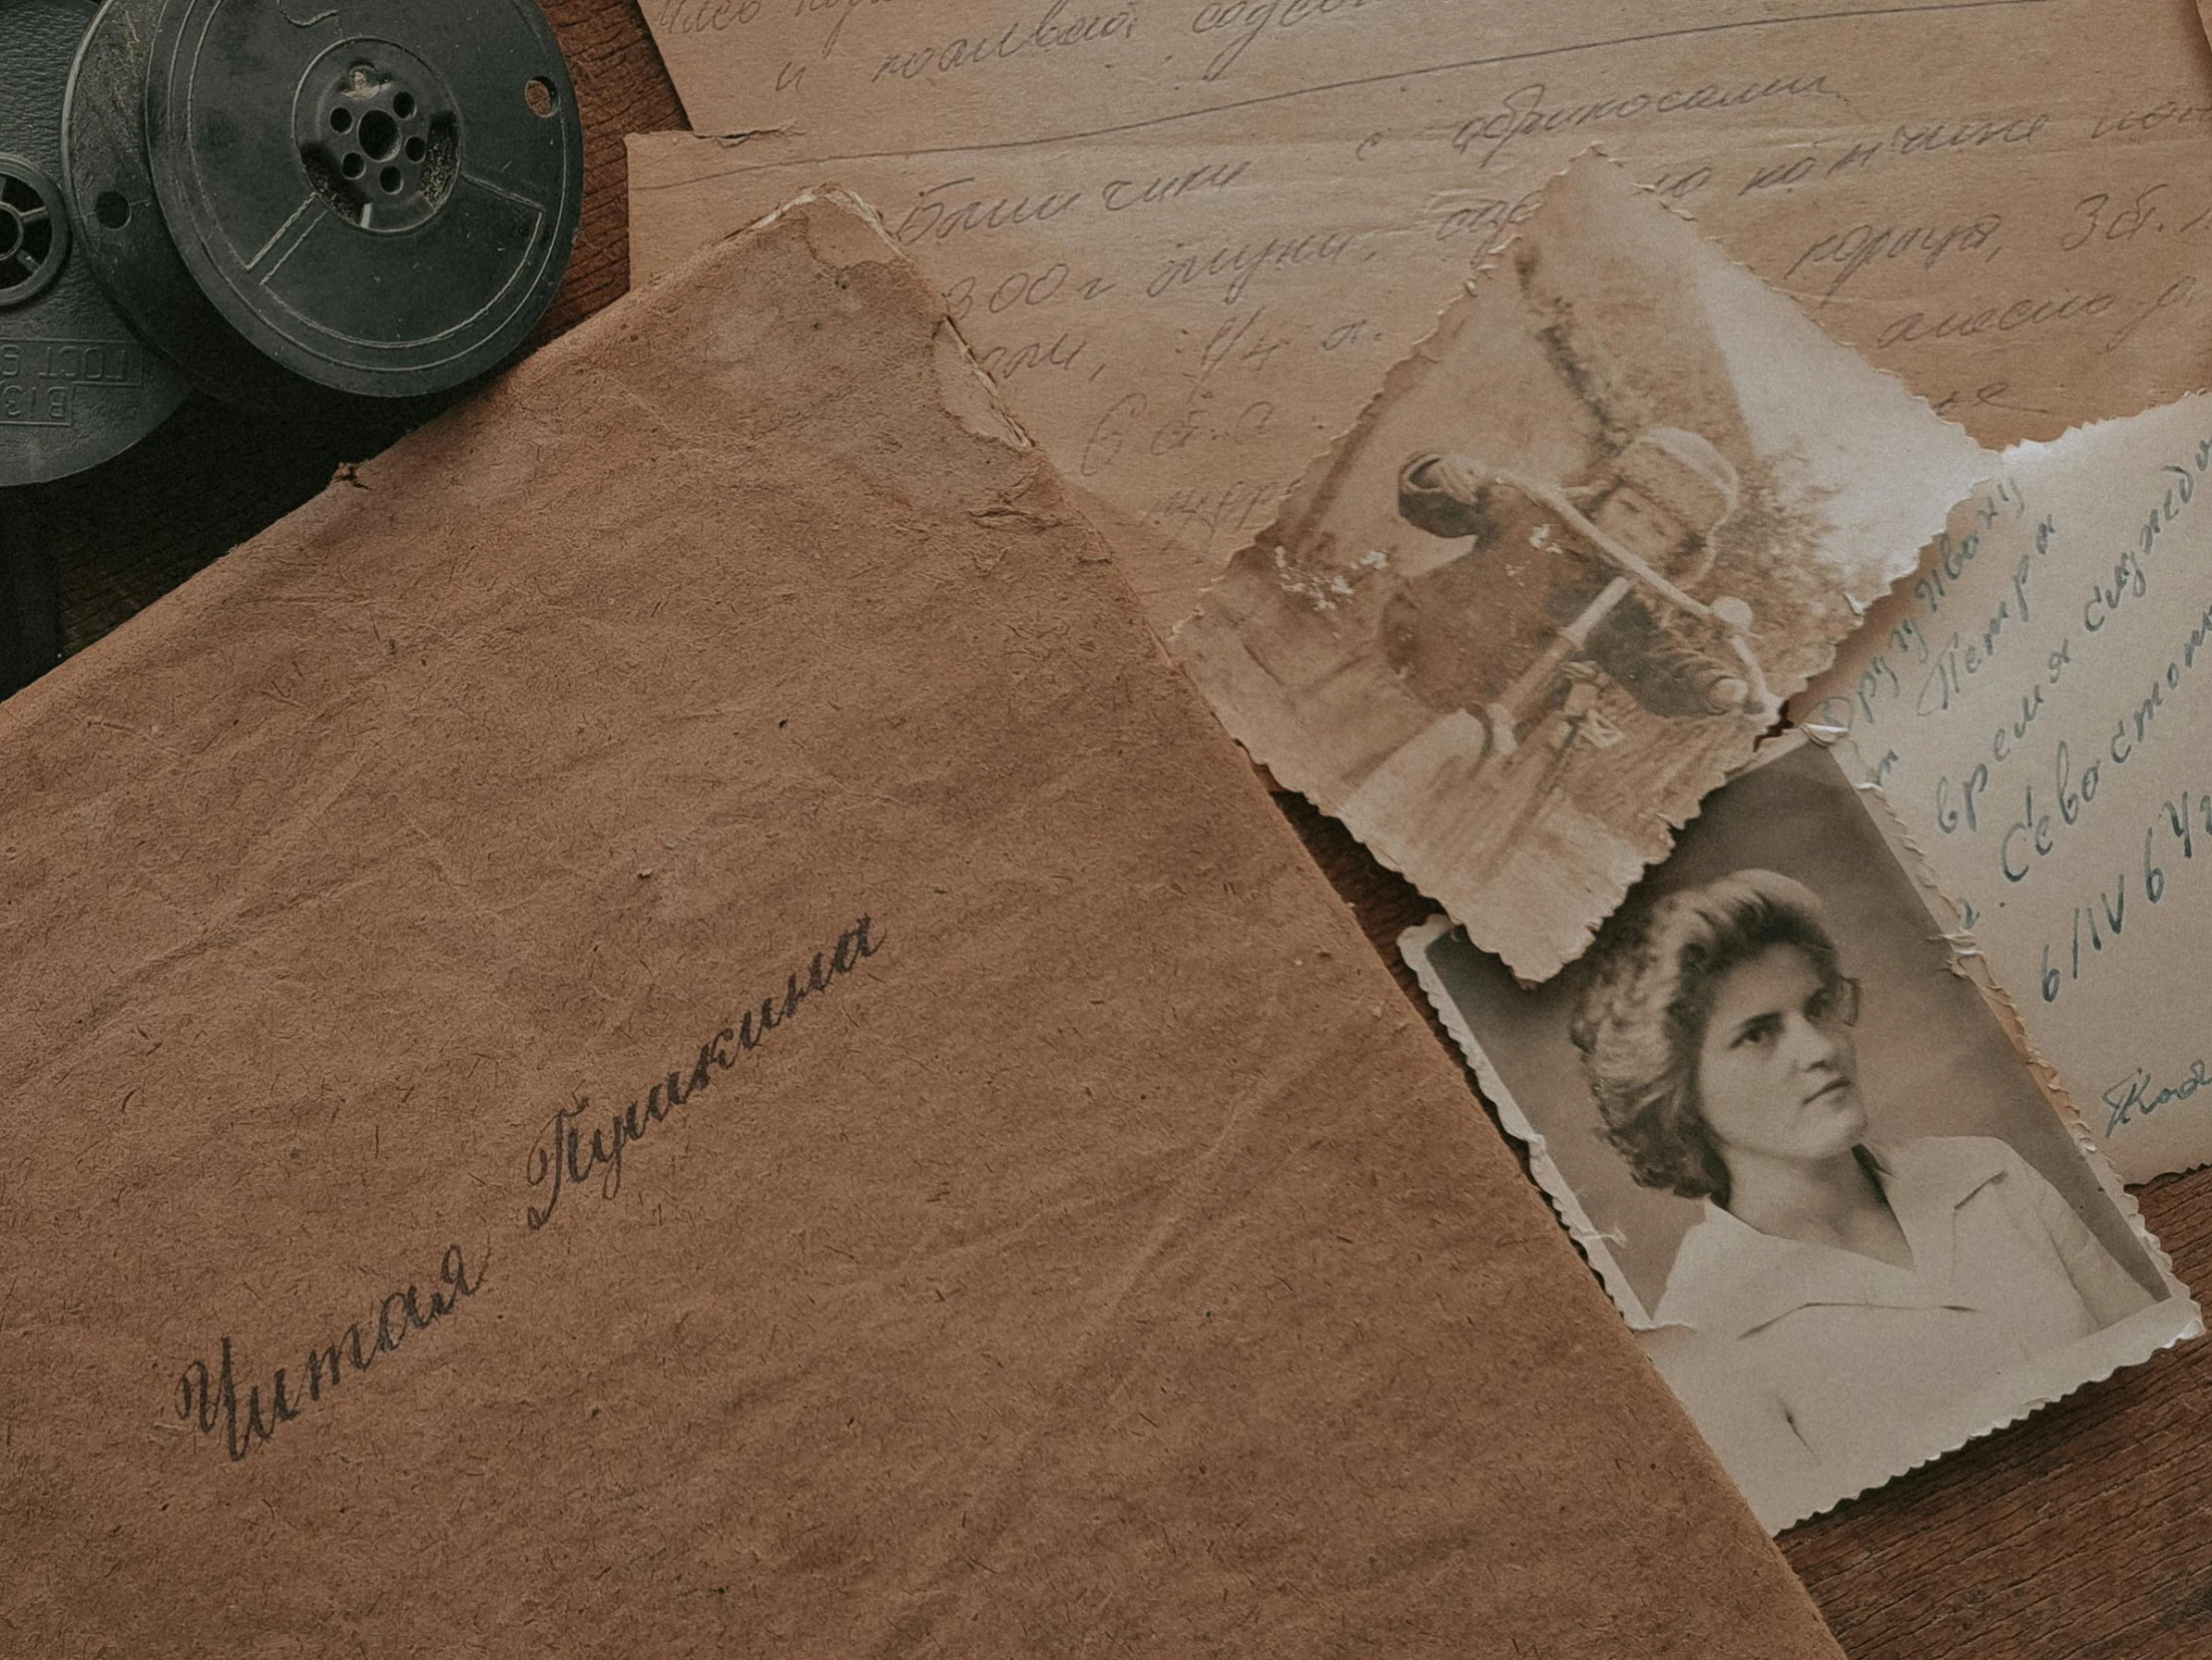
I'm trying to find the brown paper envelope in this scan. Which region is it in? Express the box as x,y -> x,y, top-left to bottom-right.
0,194 -> 1839,1658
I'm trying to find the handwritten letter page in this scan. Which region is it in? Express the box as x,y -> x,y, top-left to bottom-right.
1807,395 -> 2212,1182
635,0 -> 2212,637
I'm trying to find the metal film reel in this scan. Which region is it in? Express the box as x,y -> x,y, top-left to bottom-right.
1,0 -> 187,485
62,0 -> 315,409
142,0 -> 584,399
8,0 -> 581,481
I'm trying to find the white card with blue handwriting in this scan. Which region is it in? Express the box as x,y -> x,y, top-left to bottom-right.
1805,393 -> 2212,1182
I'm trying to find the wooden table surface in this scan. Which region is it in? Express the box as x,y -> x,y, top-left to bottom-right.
21,6 -> 2212,1653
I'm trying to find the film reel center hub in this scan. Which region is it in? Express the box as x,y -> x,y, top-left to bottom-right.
293,43 -> 457,236
0,154 -> 68,306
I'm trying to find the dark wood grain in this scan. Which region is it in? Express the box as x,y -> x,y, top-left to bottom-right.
25,6 -> 2212,1652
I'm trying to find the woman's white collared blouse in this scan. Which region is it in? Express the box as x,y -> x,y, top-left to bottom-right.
1640,1135 -> 2155,1528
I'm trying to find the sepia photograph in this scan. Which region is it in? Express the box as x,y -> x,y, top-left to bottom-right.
1173,154 -> 1988,979
1404,738 -> 2199,1531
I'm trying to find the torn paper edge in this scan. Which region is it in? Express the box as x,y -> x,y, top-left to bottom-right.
562,180 -> 1040,472
1400,734 -> 2200,1534
1173,146 -> 1984,984
61,189 -> 1047,746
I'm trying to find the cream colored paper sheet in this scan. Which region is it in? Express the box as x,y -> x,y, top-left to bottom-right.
1170,156 -> 1985,979
634,0 -> 2212,637
1804,396 -> 2212,1182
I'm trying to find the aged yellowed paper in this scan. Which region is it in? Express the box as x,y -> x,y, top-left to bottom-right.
1806,395 -> 2212,1183
633,0 -> 2212,636
1402,737 -> 2198,1532
1173,156 -> 1985,979
0,194 -> 1845,1658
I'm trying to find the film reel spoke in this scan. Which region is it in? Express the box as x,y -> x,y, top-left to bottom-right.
0,163 -> 68,306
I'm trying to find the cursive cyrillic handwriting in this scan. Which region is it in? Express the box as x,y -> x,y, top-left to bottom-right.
523,914 -> 886,1232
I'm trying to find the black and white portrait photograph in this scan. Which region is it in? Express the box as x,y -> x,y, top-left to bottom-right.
1404,737 -> 2198,1530
1172,154 -> 1988,980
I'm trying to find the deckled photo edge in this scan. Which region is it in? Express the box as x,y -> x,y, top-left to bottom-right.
1170,148 -> 1988,982
1401,914 -> 1658,1328
1399,734 -> 2201,1534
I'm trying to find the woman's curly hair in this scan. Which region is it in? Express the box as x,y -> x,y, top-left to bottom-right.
1569,869 -> 1845,1207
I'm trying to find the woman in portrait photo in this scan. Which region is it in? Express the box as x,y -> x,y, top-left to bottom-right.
1570,868 -> 2155,1518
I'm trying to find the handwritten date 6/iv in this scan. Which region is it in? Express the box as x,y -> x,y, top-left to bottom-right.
1080,391 -> 1276,479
